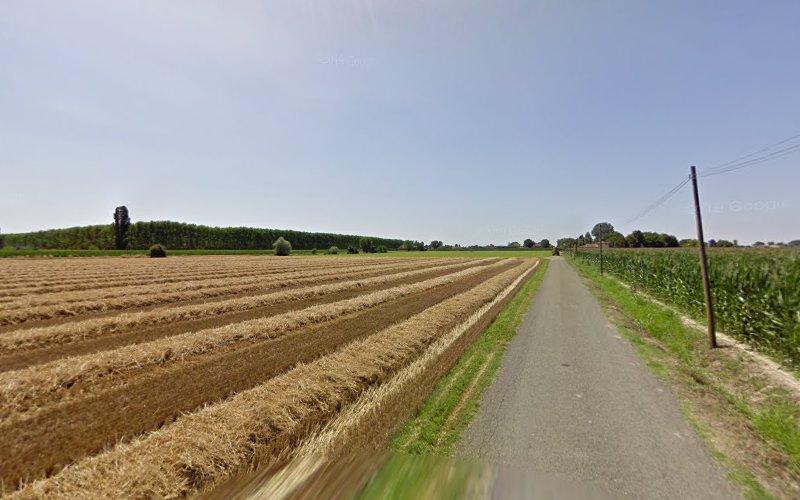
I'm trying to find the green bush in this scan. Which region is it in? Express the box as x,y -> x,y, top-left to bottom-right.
328,246 -> 339,255
347,245 -> 359,254
149,244 -> 167,258
377,245 -> 388,253
311,248 -> 318,255
273,237 -> 292,256
359,237 -> 376,253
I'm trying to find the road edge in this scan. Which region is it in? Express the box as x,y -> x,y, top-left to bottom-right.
567,255 -> 800,499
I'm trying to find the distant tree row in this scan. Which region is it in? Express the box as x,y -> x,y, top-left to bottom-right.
554,222 -> 791,250
519,238 -> 551,249
557,222 -> 680,249
753,240 -> 800,248
5,209 -> 404,251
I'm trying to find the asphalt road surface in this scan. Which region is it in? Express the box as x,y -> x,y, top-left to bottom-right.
456,257 -> 738,499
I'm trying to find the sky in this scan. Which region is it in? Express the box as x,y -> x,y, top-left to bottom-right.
1,0 -> 798,245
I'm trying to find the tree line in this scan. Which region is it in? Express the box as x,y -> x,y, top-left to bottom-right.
557,222 -> 682,249
555,222 -> 799,249
4,207 -> 404,251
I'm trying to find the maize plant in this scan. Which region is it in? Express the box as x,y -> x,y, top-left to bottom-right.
573,247 -> 800,368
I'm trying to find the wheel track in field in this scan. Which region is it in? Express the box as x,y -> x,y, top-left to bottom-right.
243,263 -> 537,500
0,260 -> 450,326
0,262 -> 518,489
0,260 -> 452,333
0,259 -> 435,312
0,255 -> 382,283
0,258 -> 411,297
7,262 -> 533,498
0,260 -> 514,417
0,260 -> 488,371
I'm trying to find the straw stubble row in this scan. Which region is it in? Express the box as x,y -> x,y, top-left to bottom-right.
0,259 -> 512,417
0,259 -> 441,311
10,261 -> 534,499
0,258 -> 406,297
0,259 -> 488,354
0,260 -> 451,325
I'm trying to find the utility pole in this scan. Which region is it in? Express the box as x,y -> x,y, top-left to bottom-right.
690,166 -> 717,348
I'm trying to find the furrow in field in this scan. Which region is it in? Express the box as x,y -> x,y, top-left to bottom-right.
0,259 -> 432,311
0,260 -> 290,286
0,262 -> 516,488
0,256 -> 414,290
245,262 -> 538,499
0,259 -> 514,419
0,260 -> 447,326
0,256 -> 332,282
7,261 -> 533,498
0,256 -> 406,286
0,262 -> 450,336
0,259 -> 389,297
0,259 -> 488,365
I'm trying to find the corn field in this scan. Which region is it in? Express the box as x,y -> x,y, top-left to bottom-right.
573,248 -> 800,367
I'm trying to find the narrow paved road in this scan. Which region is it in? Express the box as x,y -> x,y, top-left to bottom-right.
456,257 -> 737,499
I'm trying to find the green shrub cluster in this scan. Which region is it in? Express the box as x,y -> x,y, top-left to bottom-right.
359,237 -> 376,253
149,244 -> 167,258
273,237 -> 291,256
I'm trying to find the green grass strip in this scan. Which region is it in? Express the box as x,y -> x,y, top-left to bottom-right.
358,260 -> 549,500
391,259 -> 550,455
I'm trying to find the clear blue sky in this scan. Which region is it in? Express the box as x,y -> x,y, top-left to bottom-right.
1,1 -> 798,244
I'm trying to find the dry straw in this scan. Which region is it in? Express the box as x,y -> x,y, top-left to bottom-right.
10,261 -> 532,499
0,259 -> 429,311
250,260 -> 539,499
0,259 -> 489,353
0,259 -> 513,416
0,255 -> 337,284
0,257 -> 393,297
0,260 -> 448,325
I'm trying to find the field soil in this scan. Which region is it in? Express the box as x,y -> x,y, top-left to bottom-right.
0,255 -> 537,496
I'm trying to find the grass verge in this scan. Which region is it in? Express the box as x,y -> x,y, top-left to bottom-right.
356,260 -> 548,499
567,256 -> 800,499
387,259 -> 549,455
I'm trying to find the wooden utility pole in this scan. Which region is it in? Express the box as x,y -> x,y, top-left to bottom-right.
690,166 -> 717,348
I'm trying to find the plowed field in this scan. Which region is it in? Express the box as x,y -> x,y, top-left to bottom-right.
0,255 -> 539,498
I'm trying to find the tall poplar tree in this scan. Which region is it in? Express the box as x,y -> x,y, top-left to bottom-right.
113,206 -> 131,250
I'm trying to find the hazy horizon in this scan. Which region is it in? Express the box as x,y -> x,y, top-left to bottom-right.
2,1 -> 799,245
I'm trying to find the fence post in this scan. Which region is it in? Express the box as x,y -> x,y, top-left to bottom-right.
690,166 -> 717,348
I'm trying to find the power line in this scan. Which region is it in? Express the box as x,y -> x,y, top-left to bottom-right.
615,130 -> 799,230
619,175 -> 691,227
706,132 -> 800,170
701,132 -> 800,177
702,142 -> 800,177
